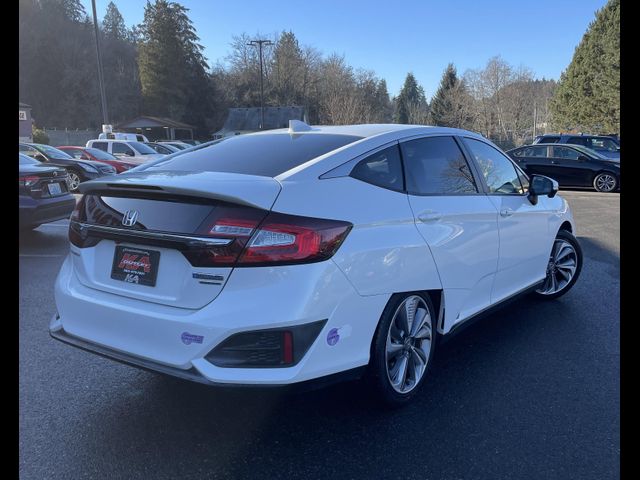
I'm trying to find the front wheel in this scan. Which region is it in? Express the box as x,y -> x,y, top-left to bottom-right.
369,293 -> 436,407
534,230 -> 583,299
593,172 -> 618,192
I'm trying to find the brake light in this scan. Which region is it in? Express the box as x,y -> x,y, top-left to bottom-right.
18,176 -> 39,188
185,210 -> 351,267
237,212 -> 352,266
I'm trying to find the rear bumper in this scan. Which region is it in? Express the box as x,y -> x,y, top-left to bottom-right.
53,254 -> 389,386
19,194 -> 76,227
49,320 -> 365,391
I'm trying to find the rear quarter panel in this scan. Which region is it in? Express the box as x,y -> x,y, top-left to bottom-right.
273,177 -> 442,296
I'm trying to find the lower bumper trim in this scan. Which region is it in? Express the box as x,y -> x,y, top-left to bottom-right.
49,326 -> 366,391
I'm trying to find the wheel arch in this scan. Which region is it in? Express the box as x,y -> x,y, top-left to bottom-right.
368,289 -> 444,362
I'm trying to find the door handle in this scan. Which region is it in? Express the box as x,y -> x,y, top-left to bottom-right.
500,208 -> 514,217
417,211 -> 442,222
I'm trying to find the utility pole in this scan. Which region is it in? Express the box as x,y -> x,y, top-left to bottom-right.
247,39 -> 273,130
91,0 -> 109,125
533,101 -> 538,141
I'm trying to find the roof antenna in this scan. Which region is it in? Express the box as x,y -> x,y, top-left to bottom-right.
288,120 -> 312,133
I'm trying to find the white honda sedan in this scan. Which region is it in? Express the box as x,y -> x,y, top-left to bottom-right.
51,123 -> 582,406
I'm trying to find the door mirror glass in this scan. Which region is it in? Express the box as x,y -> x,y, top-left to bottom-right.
577,155 -> 589,162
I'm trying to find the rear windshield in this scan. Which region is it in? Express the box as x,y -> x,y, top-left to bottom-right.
35,144 -> 73,160
146,133 -> 363,177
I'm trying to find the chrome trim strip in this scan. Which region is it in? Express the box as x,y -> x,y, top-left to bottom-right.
74,222 -> 233,247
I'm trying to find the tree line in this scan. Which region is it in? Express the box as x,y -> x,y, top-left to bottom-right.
19,0 -> 618,144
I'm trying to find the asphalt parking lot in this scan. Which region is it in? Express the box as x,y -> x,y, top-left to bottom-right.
19,190 -> 619,480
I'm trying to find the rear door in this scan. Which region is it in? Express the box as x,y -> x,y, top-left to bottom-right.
401,135 -> 499,327
549,146 -> 591,187
462,138 -> 552,302
513,145 -> 554,177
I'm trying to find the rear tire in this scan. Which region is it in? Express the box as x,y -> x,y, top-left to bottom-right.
534,230 -> 582,299
593,172 -> 618,192
68,171 -> 82,192
368,293 -> 437,407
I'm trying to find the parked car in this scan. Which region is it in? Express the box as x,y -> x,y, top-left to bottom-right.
51,123 -> 582,406
19,153 -> 76,230
507,143 -> 620,192
98,132 -> 150,142
145,142 -> 181,155
533,133 -> 620,159
85,139 -> 165,164
179,140 -> 201,146
19,143 -> 117,192
57,146 -> 137,173
157,141 -> 189,150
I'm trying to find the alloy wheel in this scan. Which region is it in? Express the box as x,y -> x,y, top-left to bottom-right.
536,239 -> 578,295
385,295 -> 432,394
594,173 -> 616,192
68,172 -> 81,191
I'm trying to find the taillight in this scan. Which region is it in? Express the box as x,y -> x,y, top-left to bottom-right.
185,209 -> 352,268
69,196 -> 98,247
237,212 -> 352,266
18,176 -> 39,188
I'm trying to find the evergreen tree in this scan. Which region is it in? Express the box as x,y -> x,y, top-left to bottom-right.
101,2 -> 142,123
430,63 -> 458,126
102,1 -> 127,41
137,0 -> 212,130
550,0 -> 619,133
374,79 -> 392,122
394,73 -> 428,124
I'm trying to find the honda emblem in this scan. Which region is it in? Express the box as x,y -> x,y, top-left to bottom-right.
122,210 -> 139,227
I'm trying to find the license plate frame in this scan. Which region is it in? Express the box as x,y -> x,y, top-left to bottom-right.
110,245 -> 160,287
47,182 -> 62,195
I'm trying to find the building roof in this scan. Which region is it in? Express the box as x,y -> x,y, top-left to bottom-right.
219,107 -> 306,133
115,116 -> 195,130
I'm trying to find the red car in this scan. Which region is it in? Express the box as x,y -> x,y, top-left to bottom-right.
57,146 -> 137,173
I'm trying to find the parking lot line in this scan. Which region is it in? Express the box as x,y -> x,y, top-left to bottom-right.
19,254 -> 63,258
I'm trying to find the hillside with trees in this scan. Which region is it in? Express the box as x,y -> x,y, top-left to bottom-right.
550,0 -> 620,134
19,0 -> 613,146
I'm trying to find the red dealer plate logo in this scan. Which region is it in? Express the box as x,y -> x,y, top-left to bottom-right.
111,245 -> 160,287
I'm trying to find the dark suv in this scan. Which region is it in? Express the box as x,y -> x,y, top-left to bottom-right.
533,134 -> 619,159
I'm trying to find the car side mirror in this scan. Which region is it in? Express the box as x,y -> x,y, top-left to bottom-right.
528,175 -> 559,205
577,155 -> 589,162
126,151 -> 135,157
616,147 -> 620,152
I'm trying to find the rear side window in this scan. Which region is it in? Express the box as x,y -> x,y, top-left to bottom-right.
349,145 -> 404,192
520,146 -> 548,157
401,136 -> 477,195
552,146 -> 580,160
464,138 -> 524,194
92,142 -> 108,152
566,137 -> 589,147
112,143 -> 135,156
540,136 -> 561,143
147,133 -> 363,177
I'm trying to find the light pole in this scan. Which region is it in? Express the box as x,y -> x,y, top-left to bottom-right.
247,39 -> 273,130
91,0 -> 109,126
